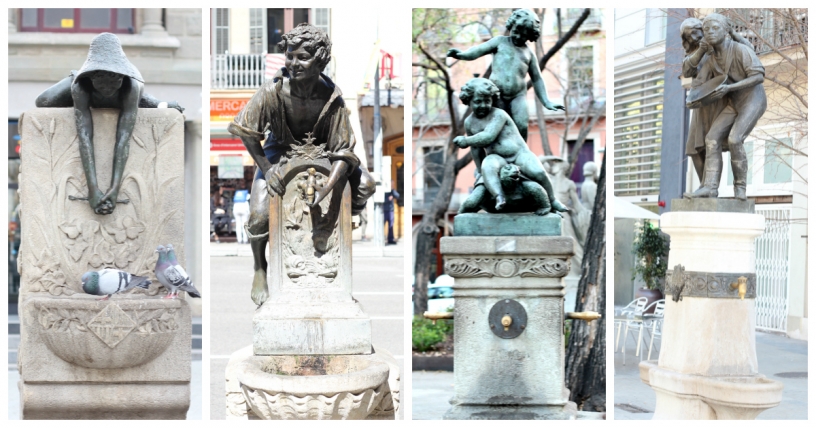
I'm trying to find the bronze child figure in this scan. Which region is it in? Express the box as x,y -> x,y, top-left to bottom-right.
228,23 -> 375,306
447,8 -> 564,141
454,78 -> 567,214
35,32 -> 183,215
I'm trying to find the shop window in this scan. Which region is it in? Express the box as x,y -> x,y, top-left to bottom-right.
19,9 -> 134,33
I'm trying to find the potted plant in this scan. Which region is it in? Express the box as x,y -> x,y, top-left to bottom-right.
632,221 -> 669,312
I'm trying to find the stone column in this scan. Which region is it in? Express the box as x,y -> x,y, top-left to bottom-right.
440,213 -> 577,420
141,8 -> 169,37
639,200 -> 784,419
18,108 -> 190,419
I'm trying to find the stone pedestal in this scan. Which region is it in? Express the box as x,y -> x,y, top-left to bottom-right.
440,213 -> 577,419
226,156 -> 399,419
18,108 -> 190,419
639,208 -> 783,419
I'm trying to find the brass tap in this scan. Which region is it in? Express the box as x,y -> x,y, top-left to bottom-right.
501,314 -> 513,331
731,276 -> 747,300
566,311 -> 602,321
423,311 -> 454,325
305,168 -> 317,205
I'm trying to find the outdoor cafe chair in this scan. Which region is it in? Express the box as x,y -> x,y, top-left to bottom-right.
615,297 -> 647,353
642,299 -> 666,360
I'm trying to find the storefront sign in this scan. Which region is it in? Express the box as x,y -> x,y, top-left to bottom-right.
210,99 -> 249,122
211,138 -> 245,151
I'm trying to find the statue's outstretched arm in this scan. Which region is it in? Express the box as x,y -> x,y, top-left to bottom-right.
100,77 -> 142,211
529,52 -> 564,111
448,36 -> 500,61
70,81 -> 105,212
36,77 -> 74,108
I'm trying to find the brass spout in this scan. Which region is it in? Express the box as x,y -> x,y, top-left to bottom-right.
423,311 -> 453,325
731,276 -> 747,300
305,168 -> 317,205
566,311 -> 602,321
501,314 -> 513,331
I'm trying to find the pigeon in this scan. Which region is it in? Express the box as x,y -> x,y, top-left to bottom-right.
154,244 -> 201,299
81,269 -> 151,300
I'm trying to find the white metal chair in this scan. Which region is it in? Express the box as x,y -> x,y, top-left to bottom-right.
642,299 -> 666,360
615,297 -> 647,351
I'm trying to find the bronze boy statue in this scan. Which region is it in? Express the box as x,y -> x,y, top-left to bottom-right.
683,13 -> 766,200
228,23 -> 375,305
447,9 -> 564,141
455,78 -> 567,215
35,33 -> 183,215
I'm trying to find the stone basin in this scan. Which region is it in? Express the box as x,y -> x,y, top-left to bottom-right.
640,360 -> 784,419
235,352 -> 391,420
27,295 -> 183,370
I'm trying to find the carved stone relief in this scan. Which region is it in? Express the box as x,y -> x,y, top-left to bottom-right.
281,169 -> 341,288
20,110 -> 184,297
444,257 -> 570,278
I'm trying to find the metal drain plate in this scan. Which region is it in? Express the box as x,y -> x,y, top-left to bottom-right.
488,299 -> 527,339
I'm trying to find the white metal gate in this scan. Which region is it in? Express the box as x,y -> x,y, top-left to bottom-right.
754,207 -> 791,332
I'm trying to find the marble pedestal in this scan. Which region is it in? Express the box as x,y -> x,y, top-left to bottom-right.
227,157 -> 399,419
17,108 -> 191,419
639,209 -> 783,419
440,213 -> 577,419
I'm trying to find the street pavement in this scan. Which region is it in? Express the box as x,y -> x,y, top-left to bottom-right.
209,239 -> 406,419
613,330 -> 808,420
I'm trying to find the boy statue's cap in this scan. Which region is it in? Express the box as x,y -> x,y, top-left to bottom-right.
74,33 -> 144,83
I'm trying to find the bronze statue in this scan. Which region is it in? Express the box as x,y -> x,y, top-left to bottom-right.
35,33 -> 183,215
683,14 -> 766,200
228,23 -> 375,305
455,78 -> 567,215
447,9 -> 564,141
681,17 -> 754,187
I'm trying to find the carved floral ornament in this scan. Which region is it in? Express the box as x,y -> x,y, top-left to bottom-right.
22,113 -> 182,296
444,257 -> 570,278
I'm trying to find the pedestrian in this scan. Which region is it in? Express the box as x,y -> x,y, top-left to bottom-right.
358,206 -> 368,242
384,181 -> 400,245
233,188 -> 250,244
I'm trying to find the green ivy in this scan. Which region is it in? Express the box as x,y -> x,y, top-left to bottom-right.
631,221 -> 669,290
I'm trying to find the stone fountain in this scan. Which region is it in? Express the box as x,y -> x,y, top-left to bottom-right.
17,108 -> 190,419
639,200 -> 784,419
222,23 -> 400,420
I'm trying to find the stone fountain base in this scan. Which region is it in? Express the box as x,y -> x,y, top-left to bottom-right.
640,361 -> 782,419
444,402 -> 578,420
19,295 -> 191,419
225,345 -> 400,420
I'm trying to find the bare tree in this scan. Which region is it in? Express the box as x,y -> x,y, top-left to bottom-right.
565,153 -> 606,411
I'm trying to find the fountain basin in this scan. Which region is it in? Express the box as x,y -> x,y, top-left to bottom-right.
27,295 -> 182,369
640,360 -> 783,419
229,348 -> 396,420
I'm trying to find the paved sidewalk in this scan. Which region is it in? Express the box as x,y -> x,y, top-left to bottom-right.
412,371 -> 605,420
209,237 -> 404,258
613,331 -> 808,420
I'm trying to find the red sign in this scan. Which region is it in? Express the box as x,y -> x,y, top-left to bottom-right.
210,99 -> 249,121
211,138 -> 246,151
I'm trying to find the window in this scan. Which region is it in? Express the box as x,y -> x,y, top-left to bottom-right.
19,9 -> 133,33
213,8 -> 229,55
567,45 -> 594,104
764,138 -> 793,184
644,8 -> 666,45
724,8 -> 808,54
312,8 -> 330,37
613,60 -> 664,199
267,9 -> 285,53
249,9 -> 265,54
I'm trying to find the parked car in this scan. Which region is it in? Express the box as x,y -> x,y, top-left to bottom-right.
428,274 -> 454,313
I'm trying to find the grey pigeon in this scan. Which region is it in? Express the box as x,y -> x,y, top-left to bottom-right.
154,244 -> 200,299
81,269 -> 151,300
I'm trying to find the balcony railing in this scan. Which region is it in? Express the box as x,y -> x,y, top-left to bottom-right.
725,8 -> 808,55
211,54 -> 266,90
